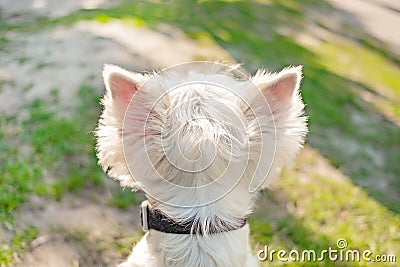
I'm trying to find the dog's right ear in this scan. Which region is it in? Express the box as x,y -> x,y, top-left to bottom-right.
95,65 -> 149,188
246,66 -> 307,191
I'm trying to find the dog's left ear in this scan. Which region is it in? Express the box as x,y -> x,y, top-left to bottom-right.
95,65 -> 149,188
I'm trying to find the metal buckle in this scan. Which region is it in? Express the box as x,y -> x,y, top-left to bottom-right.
140,200 -> 149,231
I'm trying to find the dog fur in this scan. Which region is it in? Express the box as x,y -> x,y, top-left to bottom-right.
95,63 -> 307,267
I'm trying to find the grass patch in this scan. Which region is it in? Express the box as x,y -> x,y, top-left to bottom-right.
308,35 -> 400,125
18,56 -> 30,65
107,189 -> 140,210
0,81 -> 140,266
114,233 -> 143,256
21,86 -> 104,199
0,85 -> 104,265
0,226 -> 38,266
0,116 -> 41,224
251,151 -> 400,266
0,161 -> 41,223
314,38 -> 400,100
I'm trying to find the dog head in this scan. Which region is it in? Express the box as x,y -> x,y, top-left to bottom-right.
95,62 -> 307,206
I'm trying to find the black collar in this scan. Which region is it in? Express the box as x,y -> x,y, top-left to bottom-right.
140,201 -> 247,235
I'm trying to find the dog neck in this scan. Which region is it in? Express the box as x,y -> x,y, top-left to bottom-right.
144,223 -> 254,267
145,178 -> 256,234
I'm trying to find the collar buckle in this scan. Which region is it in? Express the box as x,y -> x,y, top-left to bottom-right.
140,200 -> 149,232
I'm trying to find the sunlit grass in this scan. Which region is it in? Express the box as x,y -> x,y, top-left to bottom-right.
1,86 -> 117,265
251,148 -> 400,266
315,38 -> 400,100
309,36 -> 400,125
0,226 -> 38,265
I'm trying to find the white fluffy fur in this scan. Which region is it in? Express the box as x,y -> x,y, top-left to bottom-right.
95,63 -> 307,267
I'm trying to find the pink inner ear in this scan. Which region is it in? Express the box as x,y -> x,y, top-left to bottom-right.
269,73 -> 298,103
109,73 -> 138,106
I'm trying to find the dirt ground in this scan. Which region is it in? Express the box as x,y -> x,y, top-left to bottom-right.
14,186 -> 140,267
329,0 -> 400,54
0,0 -> 399,266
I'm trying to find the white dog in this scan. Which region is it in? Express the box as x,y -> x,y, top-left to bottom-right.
95,62 -> 307,267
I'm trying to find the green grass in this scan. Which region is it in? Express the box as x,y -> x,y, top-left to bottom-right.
0,116 -> 41,224
0,86 -> 103,265
316,39 -> 400,98
114,233 -> 143,257
21,86 -> 105,198
0,226 -> 39,264
311,37 -> 400,124
0,82 -> 141,265
0,161 -> 41,222
251,149 -> 400,266
107,188 -> 141,210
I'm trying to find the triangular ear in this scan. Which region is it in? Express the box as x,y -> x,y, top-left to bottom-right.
255,66 -> 302,108
95,65 -> 149,188
248,66 -> 307,191
103,64 -> 145,112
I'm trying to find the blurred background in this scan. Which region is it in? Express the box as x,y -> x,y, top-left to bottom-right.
0,0 -> 399,266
